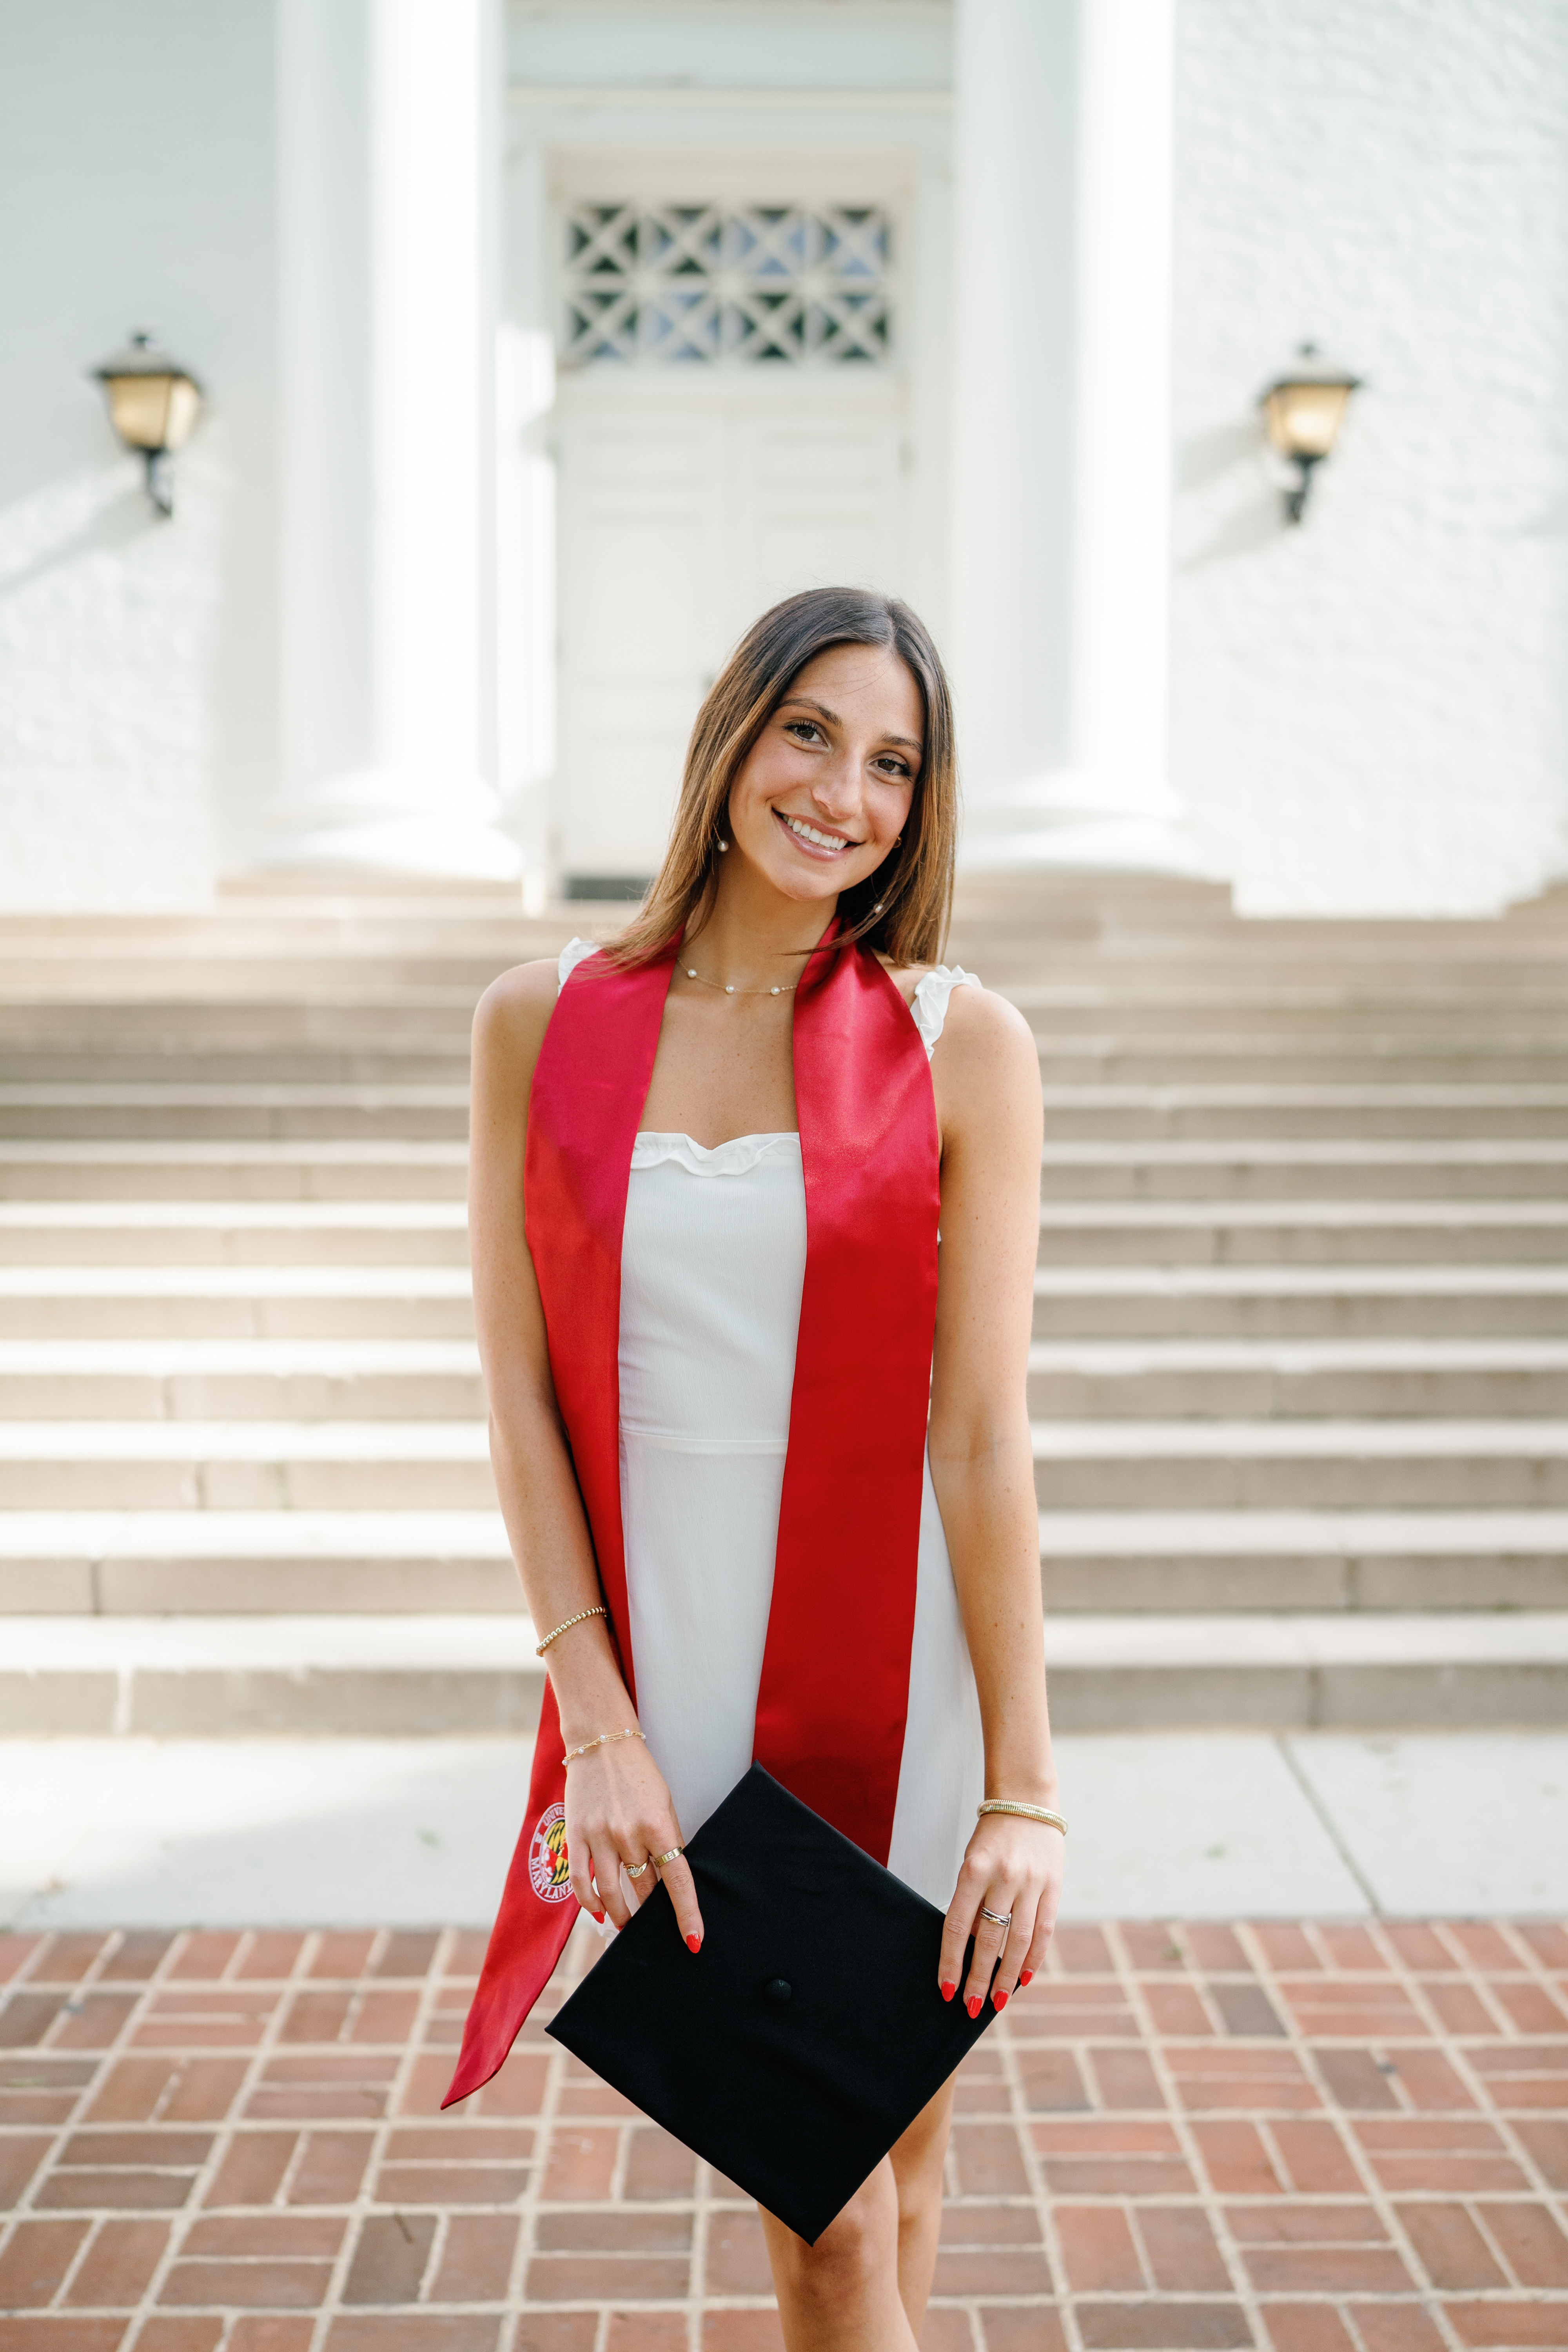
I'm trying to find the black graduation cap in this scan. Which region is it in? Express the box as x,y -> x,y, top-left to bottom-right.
546,1763 -> 996,2243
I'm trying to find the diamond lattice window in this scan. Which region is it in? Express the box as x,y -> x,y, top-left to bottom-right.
561,202 -> 893,368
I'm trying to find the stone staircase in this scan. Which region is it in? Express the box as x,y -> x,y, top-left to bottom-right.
3,872 -> 1566,1734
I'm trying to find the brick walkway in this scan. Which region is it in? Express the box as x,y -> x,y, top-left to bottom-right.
1,1919 -> 1565,2352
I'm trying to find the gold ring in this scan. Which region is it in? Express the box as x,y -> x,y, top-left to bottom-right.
625,1860 -> 649,1880
652,1846 -> 684,1868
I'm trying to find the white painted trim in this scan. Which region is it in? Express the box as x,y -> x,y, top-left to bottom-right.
512,86 -> 950,112
548,142 -> 915,210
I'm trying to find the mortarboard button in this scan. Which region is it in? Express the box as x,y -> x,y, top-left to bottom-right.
763,1978 -> 792,2006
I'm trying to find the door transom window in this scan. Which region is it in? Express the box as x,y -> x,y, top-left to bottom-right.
561,201 -> 893,369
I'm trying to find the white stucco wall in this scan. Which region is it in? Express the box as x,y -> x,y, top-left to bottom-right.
1172,0 -> 1568,914
0,1 -> 276,910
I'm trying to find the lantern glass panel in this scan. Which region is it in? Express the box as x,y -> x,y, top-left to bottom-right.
104,373 -> 177,452
161,376 -> 201,451
1263,379 -> 1352,461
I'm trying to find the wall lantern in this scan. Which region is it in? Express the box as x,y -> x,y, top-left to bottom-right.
1259,343 -> 1362,525
92,332 -> 203,517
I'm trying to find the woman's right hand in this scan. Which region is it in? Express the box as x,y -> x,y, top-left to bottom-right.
564,1735 -> 705,1951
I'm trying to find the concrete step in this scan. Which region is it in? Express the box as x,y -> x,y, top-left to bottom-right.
0,1419 -> 495,1509
0,999 -> 477,1045
4,1412 -> 1565,1517
9,1084 -> 1568,1150
0,1615 -> 542,1733
1036,1201 -> 1568,1264
0,1202 -> 469,1266
8,1200 -> 1568,1272
0,1510 -> 513,1614
0,1085 -> 469,1142
1035,1047 -> 1568,1085
3,1494 -> 1560,1617
0,886 -> 553,931
0,1266 -> 474,1340
1034,1508 -> 1568,1613
5,1610 -> 1564,1734
0,1339 -> 484,1420
1013,990 -> 1568,1029
15,1044 -> 1568,1090
0,1143 -> 468,1200
1037,1141 -> 1568,1199
9,1335 -> 1568,1423
1031,1419 -> 1568,1510
18,1262 -> 1568,1345
1039,1086 -> 1568,1142
1036,1611 -> 1568,1728
0,1052 -> 472,1086
1025,1337 -> 1568,1418
1031,1265 -> 1568,1339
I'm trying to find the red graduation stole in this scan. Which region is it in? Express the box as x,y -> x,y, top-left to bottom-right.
445,928 -> 940,2106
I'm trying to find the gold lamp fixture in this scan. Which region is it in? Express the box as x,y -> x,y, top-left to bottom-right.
92,332 -> 203,517
1259,343 -> 1362,525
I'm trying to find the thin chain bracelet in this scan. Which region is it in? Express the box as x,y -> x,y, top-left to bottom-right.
535,1604 -> 607,1658
563,1727 -> 645,1766
977,1799 -> 1068,1835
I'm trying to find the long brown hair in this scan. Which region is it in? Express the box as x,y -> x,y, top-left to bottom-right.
611,586 -> 958,969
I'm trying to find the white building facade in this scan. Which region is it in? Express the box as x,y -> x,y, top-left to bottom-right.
2,0 -> 1566,915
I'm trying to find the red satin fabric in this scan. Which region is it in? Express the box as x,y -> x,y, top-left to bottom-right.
445,930 -> 940,2107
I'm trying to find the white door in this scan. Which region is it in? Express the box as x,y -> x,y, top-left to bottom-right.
551,191 -> 907,891
555,403 -> 728,886
555,386 -> 905,888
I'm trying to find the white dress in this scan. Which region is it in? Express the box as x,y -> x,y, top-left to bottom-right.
557,940 -> 986,1909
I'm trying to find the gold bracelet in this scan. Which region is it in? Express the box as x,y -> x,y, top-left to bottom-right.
535,1604 -> 608,1659
977,1799 -> 1068,1835
562,1727 -> 645,1766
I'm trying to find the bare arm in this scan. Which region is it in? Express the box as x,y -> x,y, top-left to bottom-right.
468,963 -> 703,1944
925,984 -> 1062,2013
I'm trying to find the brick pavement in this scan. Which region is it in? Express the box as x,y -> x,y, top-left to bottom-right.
1,1916 -> 1565,2351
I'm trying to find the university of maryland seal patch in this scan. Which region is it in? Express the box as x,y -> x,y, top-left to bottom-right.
528,1801 -> 572,1904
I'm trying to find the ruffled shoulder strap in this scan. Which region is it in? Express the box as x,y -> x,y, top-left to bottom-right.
909,964 -> 982,1060
557,936 -> 599,990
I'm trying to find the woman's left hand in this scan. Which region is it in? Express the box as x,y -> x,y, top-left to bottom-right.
940,1812 -> 1065,2016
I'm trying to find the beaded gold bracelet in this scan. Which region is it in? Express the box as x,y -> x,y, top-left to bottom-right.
535,1603 -> 608,1658
977,1799 -> 1068,1835
562,1727 -> 645,1766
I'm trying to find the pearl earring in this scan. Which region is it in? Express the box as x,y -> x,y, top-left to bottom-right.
872,901 -> 884,914
717,837 -> 728,853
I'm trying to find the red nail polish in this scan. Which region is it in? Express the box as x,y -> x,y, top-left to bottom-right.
686,1934 -> 702,1953
966,1995 -> 982,2020
1019,1969 -> 1034,1987
592,1909 -> 605,1924
993,1989 -> 1009,2012
940,1979 -> 956,2002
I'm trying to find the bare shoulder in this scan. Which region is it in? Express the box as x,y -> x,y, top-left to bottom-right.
927,982 -> 1040,1164
471,957 -> 560,1088
936,979 -> 1038,1087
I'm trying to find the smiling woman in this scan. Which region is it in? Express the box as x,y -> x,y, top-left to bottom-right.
457,586 -> 1062,2352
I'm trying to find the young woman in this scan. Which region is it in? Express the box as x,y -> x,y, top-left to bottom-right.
456,588 -> 1064,2352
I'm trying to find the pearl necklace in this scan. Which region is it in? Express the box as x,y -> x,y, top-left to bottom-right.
682,964 -> 797,998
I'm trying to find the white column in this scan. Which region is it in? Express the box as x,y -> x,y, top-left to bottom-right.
953,0 -> 1193,872
267,0 -> 518,880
